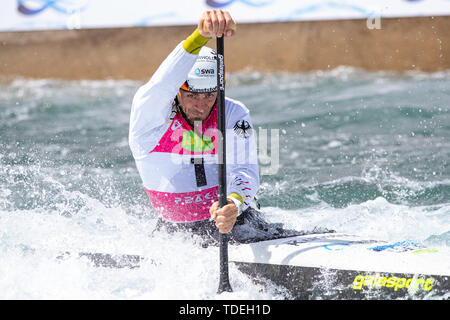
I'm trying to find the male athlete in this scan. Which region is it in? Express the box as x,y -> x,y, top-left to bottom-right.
129,10 -> 299,244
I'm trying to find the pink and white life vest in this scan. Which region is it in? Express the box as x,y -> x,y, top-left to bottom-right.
129,42 -> 259,223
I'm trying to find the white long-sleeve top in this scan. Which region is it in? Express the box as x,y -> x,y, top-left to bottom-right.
129,42 -> 259,222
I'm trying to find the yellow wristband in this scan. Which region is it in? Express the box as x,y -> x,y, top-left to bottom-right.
182,28 -> 211,54
227,192 -> 244,205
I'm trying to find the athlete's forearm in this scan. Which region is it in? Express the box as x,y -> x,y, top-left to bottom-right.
183,28 -> 211,54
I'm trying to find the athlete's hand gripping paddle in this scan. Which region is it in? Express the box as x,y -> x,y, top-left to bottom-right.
216,35 -> 233,293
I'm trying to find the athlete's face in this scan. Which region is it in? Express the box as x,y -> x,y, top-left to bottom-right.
177,90 -> 217,122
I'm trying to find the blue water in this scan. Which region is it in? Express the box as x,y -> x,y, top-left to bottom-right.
0,68 -> 449,299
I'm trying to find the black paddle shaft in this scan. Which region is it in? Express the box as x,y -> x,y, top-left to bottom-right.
216,36 -> 232,293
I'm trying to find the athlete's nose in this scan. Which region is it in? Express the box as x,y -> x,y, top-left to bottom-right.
195,98 -> 211,110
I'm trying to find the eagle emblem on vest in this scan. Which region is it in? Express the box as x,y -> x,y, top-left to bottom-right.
233,120 -> 252,139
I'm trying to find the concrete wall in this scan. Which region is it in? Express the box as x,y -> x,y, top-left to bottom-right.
0,16 -> 448,80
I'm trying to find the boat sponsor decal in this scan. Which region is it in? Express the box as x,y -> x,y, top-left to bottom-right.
412,248 -> 439,254
283,237 -> 439,256
323,243 -> 350,251
352,273 -> 434,292
284,234 -> 376,248
367,240 -> 423,252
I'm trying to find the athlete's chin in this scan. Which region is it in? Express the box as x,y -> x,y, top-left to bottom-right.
189,115 -> 206,122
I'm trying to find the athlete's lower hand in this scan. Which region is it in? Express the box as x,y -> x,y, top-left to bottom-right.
210,200 -> 238,234
199,10 -> 236,38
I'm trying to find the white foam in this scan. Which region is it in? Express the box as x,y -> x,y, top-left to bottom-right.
0,197 -> 288,299
263,197 -> 450,244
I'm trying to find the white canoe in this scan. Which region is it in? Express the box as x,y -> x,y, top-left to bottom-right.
229,233 -> 450,299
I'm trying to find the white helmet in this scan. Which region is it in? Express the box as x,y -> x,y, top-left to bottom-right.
181,46 -> 218,93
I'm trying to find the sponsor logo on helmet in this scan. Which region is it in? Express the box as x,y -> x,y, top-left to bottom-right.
189,87 -> 217,93
195,67 -> 215,76
198,54 -> 217,62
